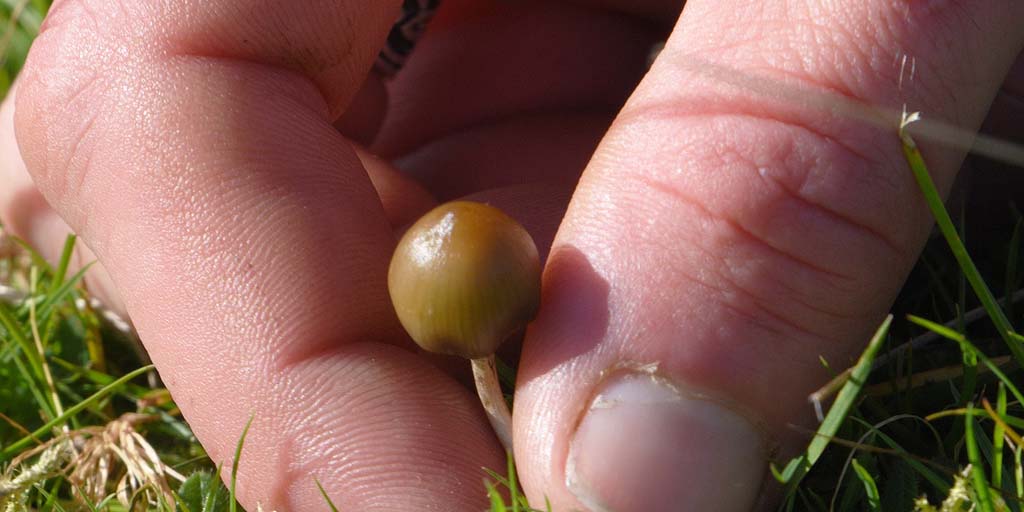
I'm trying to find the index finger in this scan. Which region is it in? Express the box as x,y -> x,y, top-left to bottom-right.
14,1 -> 504,509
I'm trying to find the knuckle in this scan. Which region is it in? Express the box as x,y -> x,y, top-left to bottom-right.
604,111 -> 914,337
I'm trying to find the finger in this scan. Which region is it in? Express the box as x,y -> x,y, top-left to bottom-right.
515,1 -> 1024,510
0,82 -> 124,314
15,2 -> 504,509
1,84 -> 424,318
397,112 -> 612,202
982,49 -> 1024,141
3,85 -> 422,311
1006,48 -> 1024,97
374,0 -> 660,158
562,0 -> 683,21
354,145 -> 436,228
964,49 -> 1024,249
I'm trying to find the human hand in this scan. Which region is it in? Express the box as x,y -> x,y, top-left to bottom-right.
3,1 -> 1023,510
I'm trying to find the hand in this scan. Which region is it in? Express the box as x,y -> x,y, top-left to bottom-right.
3,1 -> 1023,510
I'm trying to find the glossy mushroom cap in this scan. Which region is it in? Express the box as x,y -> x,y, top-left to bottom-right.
388,201 -> 541,359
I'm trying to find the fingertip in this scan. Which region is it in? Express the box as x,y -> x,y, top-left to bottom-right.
355,145 -> 437,229
513,2 -> 1024,510
194,342 -> 506,511
1,82 -> 126,316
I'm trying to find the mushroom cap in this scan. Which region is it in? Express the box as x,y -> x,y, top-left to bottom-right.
388,201 -> 541,358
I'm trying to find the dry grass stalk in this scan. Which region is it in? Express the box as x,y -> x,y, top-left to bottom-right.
0,412 -> 186,511
0,437 -> 73,512
68,413 -> 185,510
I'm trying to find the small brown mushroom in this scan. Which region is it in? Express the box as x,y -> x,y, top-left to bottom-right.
388,201 -> 541,451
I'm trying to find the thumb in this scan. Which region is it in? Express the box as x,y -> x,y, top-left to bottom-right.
515,1 -> 1024,511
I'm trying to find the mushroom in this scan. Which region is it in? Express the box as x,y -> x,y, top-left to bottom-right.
388,201 -> 541,451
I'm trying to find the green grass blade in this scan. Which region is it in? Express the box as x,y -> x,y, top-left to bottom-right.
206,464 -> 226,512
0,299 -> 43,373
487,481 -> 507,512
926,406 -> 1024,431
69,482 -> 101,512
966,405 -> 995,512
994,384 -> 1008,489
900,121 -> 1024,367
10,349 -> 56,420
908,315 -> 1024,407
315,478 -> 340,512
773,315 -> 892,491
35,261 -> 94,326
0,364 -> 154,461
46,235 -> 76,298
508,450 -> 520,512
850,458 -> 881,511
48,356 -> 152,397
851,417 -> 951,495
960,343 -> 978,404
32,483 -> 67,512
229,414 -> 254,512
956,213 -> 979,408
1016,445 -> 1023,500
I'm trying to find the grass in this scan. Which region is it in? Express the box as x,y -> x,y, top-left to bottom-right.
0,0 -> 46,98
4,1 -> 1024,510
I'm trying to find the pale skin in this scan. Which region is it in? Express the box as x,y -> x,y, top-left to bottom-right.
2,0 -> 1023,510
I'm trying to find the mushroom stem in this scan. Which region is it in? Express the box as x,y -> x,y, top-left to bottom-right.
471,356 -> 513,452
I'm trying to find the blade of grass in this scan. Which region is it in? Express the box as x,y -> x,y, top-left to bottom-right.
206,464 -> 225,512
484,456 -> 547,512
10,349 -> 57,421
35,262 -> 94,330
848,415 -> 952,494
967,404 -> 996,512
314,478 -> 339,512
873,431 -> 951,496
771,315 -> 892,491
45,235 -> 75,298
1016,445 -> 1022,500
229,414 -> 254,512
907,315 -> 1024,407
69,482 -> 102,512
927,407 -> 1024,432
508,450 -> 520,512
981,400 -> 1024,449
29,267 -> 64,421
957,209 -> 978,408
32,483 -> 67,512
994,384 -> 1008,489
48,356 -> 152,397
0,364 -> 154,461
0,0 -> 29,71
851,458 -> 881,511
900,116 -> 1024,366
487,481 -> 507,512
0,299 -> 43,373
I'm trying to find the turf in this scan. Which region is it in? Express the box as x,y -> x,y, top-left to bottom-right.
3,1 -> 1024,510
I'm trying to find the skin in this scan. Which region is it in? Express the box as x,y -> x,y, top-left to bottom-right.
2,0 -> 1023,510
